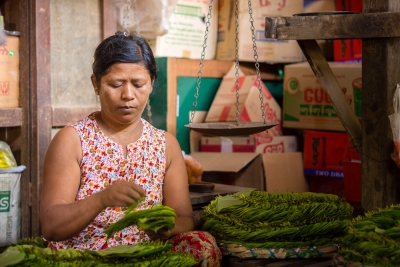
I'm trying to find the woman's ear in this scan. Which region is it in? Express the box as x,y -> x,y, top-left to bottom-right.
91,74 -> 99,95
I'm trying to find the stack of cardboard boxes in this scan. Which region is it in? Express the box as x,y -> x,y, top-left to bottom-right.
282,0 -> 363,202
148,0 -> 362,200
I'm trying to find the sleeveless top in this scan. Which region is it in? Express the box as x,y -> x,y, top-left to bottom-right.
48,112 -> 166,251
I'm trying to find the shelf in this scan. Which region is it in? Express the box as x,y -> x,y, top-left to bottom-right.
52,106 -> 99,127
0,108 -> 22,127
264,12 -> 400,40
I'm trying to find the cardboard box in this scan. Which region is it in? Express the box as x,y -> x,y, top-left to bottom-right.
303,130 -> 348,178
283,61 -> 362,131
190,152 -> 264,190
0,35 -> 19,108
255,135 -> 298,154
343,137 -> 361,202
216,0 -> 304,63
150,57 -> 233,154
262,152 -> 309,193
200,136 -> 256,153
205,64 -> 282,138
333,0 -> 362,62
151,0 -> 218,60
307,175 -> 345,198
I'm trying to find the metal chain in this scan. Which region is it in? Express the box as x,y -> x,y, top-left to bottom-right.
122,0 -> 132,35
234,0 -> 240,125
248,0 -> 266,124
190,0 -> 214,124
132,0 -> 140,35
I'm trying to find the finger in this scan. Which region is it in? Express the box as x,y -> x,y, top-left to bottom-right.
130,183 -> 146,197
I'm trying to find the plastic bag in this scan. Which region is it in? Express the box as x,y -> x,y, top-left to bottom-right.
0,141 -> 17,169
114,0 -> 178,39
182,152 -> 203,184
389,84 -> 400,167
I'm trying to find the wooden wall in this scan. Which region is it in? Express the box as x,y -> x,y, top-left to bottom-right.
50,0 -> 102,108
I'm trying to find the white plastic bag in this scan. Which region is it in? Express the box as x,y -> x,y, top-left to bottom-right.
114,0 -> 178,39
389,84 -> 400,167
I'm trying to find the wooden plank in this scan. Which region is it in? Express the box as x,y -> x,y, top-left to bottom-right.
16,0 -> 31,239
296,40 -> 362,155
52,106 -> 99,126
361,0 -> 400,211
29,0 -> 52,238
0,108 -> 22,126
103,0 -> 117,39
265,12 -> 400,40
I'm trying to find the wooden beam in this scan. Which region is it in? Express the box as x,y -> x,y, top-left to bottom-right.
297,40 -> 362,155
103,0 -> 117,39
18,0 -> 31,240
52,106 -> 99,127
0,108 -> 22,127
361,0 -> 400,211
265,12 -> 400,40
29,0 -> 52,238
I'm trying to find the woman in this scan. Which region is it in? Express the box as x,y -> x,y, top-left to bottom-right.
39,32 -> 222,266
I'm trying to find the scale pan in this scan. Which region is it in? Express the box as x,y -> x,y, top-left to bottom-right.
185,122 -> 278,136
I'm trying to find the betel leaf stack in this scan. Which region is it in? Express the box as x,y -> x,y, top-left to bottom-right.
333,204 -> 400,267
0,240 -> 198,267
201,190 -> 353,249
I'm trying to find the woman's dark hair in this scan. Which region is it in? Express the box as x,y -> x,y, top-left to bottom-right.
92,32 -> 158,86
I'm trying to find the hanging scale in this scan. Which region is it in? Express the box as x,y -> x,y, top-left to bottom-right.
185,0 -> 277,136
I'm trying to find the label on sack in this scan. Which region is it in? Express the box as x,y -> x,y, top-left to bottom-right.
0,172 -> 21,246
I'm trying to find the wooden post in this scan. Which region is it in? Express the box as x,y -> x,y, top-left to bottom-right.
361,0 -> 400,211
18,0 -> 31,239
28,0 -> 52,237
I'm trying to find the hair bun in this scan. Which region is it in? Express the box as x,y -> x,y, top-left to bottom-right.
115,31 -> 127,37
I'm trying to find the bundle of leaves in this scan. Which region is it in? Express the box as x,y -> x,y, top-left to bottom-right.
201,190 -> 353,249
105,198 -> 176,238
0,240 -> 198,267
334,204 -> 400,267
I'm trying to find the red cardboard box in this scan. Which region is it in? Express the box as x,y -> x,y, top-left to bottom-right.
334,0 -> 362,62
200,136 -> 256,153
308,175 -> 345,198
303,130 -> 348,178
343,138 -> 361,202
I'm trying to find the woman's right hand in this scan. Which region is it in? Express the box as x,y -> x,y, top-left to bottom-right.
99,180 -> 145,208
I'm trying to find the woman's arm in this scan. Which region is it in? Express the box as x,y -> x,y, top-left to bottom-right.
162,132 -> 195,236
40,126 -> 145,241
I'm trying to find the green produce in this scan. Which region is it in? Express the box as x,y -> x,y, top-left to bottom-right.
0,240 -> 198,267
201,190 -> 353,249
105,204 -> 177,238
335,204 -> 400,267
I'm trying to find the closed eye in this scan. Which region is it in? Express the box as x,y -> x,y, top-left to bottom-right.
111,84 -> 122,89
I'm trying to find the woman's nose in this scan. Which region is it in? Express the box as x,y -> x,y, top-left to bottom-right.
122,84 -> 135,100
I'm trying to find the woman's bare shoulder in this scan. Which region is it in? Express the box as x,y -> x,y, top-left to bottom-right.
46,126 -> 81,159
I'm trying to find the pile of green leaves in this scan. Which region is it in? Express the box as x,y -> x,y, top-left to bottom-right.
334,204 -> 400,267
201,190 -> 353,249
0,240 -> 197,267
105,198 -> 176,238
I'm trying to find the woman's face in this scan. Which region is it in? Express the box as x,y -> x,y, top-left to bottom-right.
92,62 -> 153,125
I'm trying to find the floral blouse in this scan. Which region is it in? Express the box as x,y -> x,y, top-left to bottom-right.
48,112 -> 166,251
